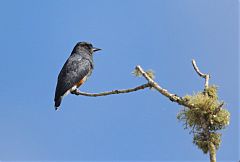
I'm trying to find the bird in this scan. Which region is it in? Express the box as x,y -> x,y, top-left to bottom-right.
54,42 -> 101,110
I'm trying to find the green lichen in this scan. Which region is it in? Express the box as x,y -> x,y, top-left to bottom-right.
145,70 -> 155,79
177,85 -> 230,154
132,69 -> 155,79
132,68 -> 142,77
193,132 -> 221,153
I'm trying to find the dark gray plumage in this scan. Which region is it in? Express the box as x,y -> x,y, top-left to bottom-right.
54,42 -> 101,110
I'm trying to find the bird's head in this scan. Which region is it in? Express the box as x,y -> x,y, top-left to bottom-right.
75,42 -> 101,54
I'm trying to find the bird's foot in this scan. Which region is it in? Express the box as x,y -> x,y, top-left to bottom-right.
71,89 -> 81,95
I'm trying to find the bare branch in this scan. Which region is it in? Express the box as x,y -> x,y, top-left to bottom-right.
72,83 -> 151,97
72,64 -> 195,109
73,62 -> 209,110
192,59 -> 210,89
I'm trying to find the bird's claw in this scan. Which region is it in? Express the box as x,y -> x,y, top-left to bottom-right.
71,89 -> 80,95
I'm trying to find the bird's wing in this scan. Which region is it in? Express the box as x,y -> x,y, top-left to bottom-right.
54,55 -> 92,101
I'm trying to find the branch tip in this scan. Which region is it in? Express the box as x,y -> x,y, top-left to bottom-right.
192,59 -> 210,89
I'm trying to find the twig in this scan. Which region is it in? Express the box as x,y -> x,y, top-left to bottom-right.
72,83 -> 151,97
192,59 -> 210,89
135,65 -> 195,109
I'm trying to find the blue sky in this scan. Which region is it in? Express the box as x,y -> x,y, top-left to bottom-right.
0,0 -> 238,161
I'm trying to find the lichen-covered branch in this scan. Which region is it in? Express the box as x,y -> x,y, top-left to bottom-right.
191,59 -> 217,162
209,142 -> 217,162
72,59 -> 224,162
72,83 -> 151,97
192,59 -> 210,89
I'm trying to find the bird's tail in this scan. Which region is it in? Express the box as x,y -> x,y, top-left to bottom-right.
54,97 -> 62,110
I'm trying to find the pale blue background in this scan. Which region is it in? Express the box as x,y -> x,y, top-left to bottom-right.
0,0 -> 238,161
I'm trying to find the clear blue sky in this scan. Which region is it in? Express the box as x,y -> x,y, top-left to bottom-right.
0,0 -> 238,161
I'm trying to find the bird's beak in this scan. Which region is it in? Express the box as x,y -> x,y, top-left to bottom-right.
92,47 -> 101,52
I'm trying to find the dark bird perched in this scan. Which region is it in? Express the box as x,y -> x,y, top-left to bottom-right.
54,42 -> 101,110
